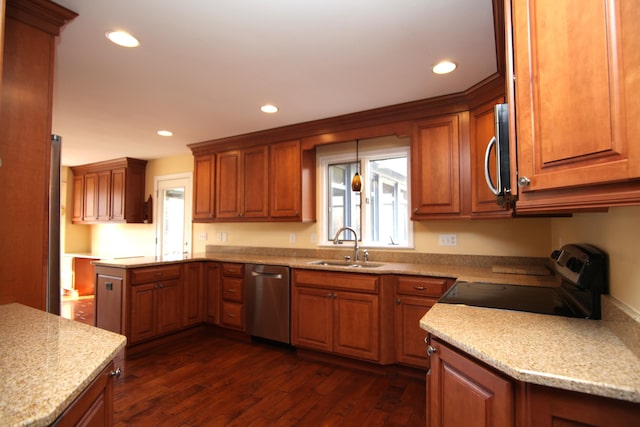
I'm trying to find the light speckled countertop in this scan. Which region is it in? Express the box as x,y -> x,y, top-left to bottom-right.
0,303 -> 127,427
420,300 -> 640,403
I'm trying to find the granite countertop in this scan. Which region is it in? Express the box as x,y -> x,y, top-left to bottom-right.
0,303 -> 127,426
420,299 -> 640,404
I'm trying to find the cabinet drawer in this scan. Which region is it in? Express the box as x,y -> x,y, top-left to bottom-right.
222,277 -> 244,302
131,265 -> 181,284
222,263 -> 244,277
294,269 -> 379,293
396,276 -> 450,297
221,301 -> 245,330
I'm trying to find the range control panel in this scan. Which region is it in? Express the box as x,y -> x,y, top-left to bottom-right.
550,244 -> 607,293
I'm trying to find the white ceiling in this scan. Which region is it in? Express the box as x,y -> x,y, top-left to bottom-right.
51,0 -> 498,166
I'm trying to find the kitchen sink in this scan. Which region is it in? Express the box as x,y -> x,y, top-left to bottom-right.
307,260 -> 384,268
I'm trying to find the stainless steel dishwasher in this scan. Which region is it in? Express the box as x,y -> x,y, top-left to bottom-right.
245,264 -> 291,344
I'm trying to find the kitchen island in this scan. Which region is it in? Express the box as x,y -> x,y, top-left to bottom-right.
0,303 -> 126,426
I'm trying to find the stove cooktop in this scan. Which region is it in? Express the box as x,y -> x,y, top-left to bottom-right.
438,244 -> 608,319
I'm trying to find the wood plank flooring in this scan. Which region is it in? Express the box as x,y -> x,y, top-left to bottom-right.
114,328 -> 426,426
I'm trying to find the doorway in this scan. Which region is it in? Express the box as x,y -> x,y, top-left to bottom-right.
155,173 -> 193,258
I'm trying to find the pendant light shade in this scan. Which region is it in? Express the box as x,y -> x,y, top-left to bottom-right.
351,139 -> 362,192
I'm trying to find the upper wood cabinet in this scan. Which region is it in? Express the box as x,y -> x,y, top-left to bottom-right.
71,158 -> 147,224
470,97 -> 512,217
508,0 -> 640,213
193,139 -> 310,222
193,154 -> 216,221
270,140 -> 302,219
216,146 -> 269,220
411,114 -> 463,219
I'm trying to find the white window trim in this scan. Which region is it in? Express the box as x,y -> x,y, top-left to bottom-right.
154,172 -> 193,258
316,143 -> 413,249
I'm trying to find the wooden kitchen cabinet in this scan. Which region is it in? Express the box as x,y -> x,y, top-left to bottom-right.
216,146 -> 269,220
292,269 -> 391,363
270,140 -> 302,219
220,263 -> 246,331
183,262 -> 205,327
0,0 -> 76,310
52,361 -> 116,427
427,336 -> 515,427
192,154 -> 216,221
411,114 -> 464,219
204,262 -> 221,325
129,265 -> 182,345
71,158 -> 147,224
395,276 -> 453,368
508,0 -> 640,213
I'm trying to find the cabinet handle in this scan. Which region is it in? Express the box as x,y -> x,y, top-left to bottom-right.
159,284 -> 164,288
227,313 -> 235,318
413,286 -> 425,290
109,367 -> 122,378
154,284 -> 159,289
413,208 -> 419,214
154,272 -> 163,277
518,176 -> 531,187
226,289 -> 237,293
427,345 -> 437,356
326,293 -> 333,298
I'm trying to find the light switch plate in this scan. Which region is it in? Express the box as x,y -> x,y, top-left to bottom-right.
439,234 -> 457,246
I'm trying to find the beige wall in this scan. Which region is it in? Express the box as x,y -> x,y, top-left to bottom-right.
551,206 -> 640,313
71,154 -> 640,314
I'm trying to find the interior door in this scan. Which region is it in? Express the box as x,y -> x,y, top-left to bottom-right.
155,174 -> 193,258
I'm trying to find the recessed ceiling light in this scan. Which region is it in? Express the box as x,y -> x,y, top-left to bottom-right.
157,130 -> 173,137
432,60 -> 457,74
260,104 -> 279,114
106,31 -> 140,48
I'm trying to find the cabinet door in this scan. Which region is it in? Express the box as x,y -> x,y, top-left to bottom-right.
510,0 -> 640,211
242,145 -> 269,218
83,173 -> 98,221
291,286 -> 333,352
270,140 -> 301,219
221,276 -> 244,303
333,291 -> 379,361
470,97 -> 511,217
193,154 -> 216,221
411,114 -> 462,218
183,262 -> 204,327
96,170 -> 111,221
428,337 -> 514,427
129,283 -> 156,344
216,150 -> 241,218
204,263 -> 220,324
72,174 -> 84,223
110,167 -> 125,221
156,279 -> 182,335
395,296 -> 435,368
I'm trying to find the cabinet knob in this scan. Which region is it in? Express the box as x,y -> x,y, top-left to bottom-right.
518,176 -> 531,187
109,367 -> 122,378
413,286 -> 425,291
396,298 -> 402,305
413,207 -> 419,214
427,345 -> 437,356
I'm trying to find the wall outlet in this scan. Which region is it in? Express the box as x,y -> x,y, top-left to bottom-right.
439,234 -> 457,247
216,232 -> 222,241
289,232 -> 296,243
222,232 -> 228,242
199,232 -> 208,241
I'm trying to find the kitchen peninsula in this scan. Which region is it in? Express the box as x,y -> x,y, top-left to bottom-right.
0,304 -> 126,426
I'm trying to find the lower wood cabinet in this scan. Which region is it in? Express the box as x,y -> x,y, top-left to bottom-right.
183,262 -> 205,327
204,262 -> 221,325
52,361 -> 115,427
220,263 -> 245,331
427,336 -> 640,427
395,276 -> 454,368
128,265 -> 182,345
292,269 -> 393,363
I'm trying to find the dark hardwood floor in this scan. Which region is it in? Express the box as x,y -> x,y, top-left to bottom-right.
114,329 -> 426,426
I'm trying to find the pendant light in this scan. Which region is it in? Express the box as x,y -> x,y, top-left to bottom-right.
351,139 -> 362,192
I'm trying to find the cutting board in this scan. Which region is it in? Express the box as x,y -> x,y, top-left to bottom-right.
491,264 -> 551,276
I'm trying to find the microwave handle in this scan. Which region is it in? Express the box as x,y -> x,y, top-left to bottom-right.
484,136 -> 501,196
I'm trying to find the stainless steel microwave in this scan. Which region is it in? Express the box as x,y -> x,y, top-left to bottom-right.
483,103 -> 513,208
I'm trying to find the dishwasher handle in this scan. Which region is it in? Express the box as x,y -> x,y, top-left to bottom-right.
251,271 -> 283,279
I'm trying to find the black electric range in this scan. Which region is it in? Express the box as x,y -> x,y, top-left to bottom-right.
438,244 -> 608,319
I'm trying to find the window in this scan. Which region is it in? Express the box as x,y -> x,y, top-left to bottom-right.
154,173 -> 193,258
318,137 -> 411,248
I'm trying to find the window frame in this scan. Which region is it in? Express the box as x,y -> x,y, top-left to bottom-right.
317,142 -> 413,249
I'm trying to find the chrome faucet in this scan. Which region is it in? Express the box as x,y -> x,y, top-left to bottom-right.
332,226 -> 360,261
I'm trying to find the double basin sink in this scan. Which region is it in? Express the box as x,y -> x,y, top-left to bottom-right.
307,260 -> 385,269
